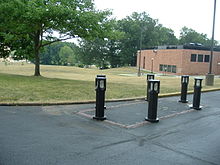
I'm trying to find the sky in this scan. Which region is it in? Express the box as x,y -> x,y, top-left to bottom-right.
94,0 -> 220,42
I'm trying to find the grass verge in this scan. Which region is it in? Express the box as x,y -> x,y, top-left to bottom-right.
0,73 -> 146,103
0,63 -> 220,104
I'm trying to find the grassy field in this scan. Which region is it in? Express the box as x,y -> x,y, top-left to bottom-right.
0,62 -> 220,104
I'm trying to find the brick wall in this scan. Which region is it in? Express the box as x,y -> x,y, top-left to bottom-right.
137,49 -> 220,75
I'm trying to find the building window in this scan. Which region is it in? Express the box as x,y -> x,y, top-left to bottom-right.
159,64 -> 163,71
198,54 -> 203,62
191,54 -> 197,62
164,65 -> 168,72
204,55 -> 210,62
172,65 -> 176,73
167,65 -> 172,72
159,64 -> 177,73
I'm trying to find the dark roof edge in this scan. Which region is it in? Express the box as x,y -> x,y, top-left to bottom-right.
143,44 -> 220,52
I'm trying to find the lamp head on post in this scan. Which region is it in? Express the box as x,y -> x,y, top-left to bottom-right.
147,74 -> 155,81
99,80 -> 105,89
194,78 -> 203,88
149,80 -> 160,94
96,77 -> 106,91
181,75 -> 189,84
95,75 -> 106,87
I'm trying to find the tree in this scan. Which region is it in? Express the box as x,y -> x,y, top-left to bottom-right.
117,12 -> 157,66
0,35 -> 10,58
76,19 -> 123,68
105,39 -> 123,68
179,27 -> 213,46
117,12 -> 178,66
40,42 -> 77,65
40,45 -> 53,65
155,26 -> 178,45
77,38 -> 109,68
0,0 -> 112,76
78,37 -> 122,68
59,45 -> 76,65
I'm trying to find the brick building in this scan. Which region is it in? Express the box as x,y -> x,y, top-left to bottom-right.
137,45 -> 220,75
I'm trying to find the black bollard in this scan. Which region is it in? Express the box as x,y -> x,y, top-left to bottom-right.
191,78 -> 203,110
179,75 -> 189,103
145,74 -> 155,101
95,75 -> 106,109
145,80 -> 160,123
93,77 -> 107,120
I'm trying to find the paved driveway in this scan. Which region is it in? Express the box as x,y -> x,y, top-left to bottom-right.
0,91 -> 220,165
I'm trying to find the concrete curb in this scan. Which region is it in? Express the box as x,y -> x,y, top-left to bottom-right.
0,88 -> 220,106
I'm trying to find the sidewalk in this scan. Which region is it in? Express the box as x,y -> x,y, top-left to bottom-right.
0,91 -> 219,165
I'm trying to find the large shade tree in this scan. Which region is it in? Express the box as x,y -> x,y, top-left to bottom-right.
0,0 -> 112,76
117,12 -> 178,66
117,12 -> 157,66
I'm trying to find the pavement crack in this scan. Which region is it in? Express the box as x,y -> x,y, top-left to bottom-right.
145,130 -> 180,141
93,138 -> 135,150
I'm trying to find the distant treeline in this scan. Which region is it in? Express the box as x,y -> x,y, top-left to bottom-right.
40,12 -> 218,68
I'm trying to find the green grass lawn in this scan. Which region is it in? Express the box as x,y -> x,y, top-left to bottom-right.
0,73 -> 146,103
0,62 -> 220,104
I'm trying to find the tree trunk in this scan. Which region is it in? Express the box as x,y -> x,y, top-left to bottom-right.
34,31 -> 41,76
34,49 -> 41,76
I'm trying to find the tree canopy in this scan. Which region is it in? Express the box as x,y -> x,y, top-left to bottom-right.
179,26 -> 215,46
0,0 -> 113,75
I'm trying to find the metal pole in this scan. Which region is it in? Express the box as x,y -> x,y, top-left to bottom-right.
138,51 -> 141,76
151,58 -> 154,73
138,27 -> 143,77
209,0 -> 217,74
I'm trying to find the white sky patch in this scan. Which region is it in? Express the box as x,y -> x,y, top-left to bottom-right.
94,0 -> 220,42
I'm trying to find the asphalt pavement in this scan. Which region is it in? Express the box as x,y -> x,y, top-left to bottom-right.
0,91 -> 220,165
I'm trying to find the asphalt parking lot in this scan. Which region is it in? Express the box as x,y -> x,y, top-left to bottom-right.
0,91 -> 220,165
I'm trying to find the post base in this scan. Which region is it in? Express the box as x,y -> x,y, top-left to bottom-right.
179,100 -> 188,103
145,117 -> 159,123
93,116 -> 106,121
95,106 -> 107,109
190,106 -> 202,110
145,97 -> 148,101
